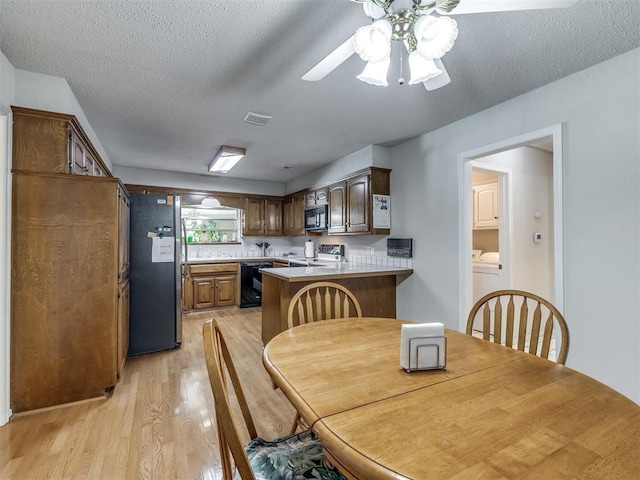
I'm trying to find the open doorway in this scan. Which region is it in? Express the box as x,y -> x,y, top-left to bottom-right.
470,163 -> 512,309
458,124 -> 564,331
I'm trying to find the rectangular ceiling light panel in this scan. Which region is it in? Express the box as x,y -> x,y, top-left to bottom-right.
208,145 -> 246,174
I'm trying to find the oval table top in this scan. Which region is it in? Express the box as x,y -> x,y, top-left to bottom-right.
263,317 -> 640,480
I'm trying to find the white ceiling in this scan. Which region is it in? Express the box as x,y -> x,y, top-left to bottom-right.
1,0 -> 638,183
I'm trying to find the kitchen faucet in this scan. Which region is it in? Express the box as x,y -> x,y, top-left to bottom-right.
256,241 -> 270,256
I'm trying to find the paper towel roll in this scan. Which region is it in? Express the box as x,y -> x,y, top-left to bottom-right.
400,322 -> 445,370
304,241 -> 314,258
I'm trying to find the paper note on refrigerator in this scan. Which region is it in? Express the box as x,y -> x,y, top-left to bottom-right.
152,236 -> 175,263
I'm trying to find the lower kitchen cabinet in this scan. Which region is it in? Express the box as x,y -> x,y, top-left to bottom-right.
193,277 -> 216,309
189,263 -> 238,309
213,275 -> 236,307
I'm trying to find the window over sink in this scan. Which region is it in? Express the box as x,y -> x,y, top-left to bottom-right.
182,206 -> 240,244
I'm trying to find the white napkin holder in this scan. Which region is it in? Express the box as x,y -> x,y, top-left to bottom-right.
400,322 -> 446,372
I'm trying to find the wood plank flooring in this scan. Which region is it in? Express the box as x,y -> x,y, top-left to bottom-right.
0,307 -> 295,479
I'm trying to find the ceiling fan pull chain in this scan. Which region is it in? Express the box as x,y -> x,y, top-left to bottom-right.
399,44 -> 405,85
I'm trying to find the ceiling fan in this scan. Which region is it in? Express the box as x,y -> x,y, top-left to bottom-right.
302,0 -> 579,90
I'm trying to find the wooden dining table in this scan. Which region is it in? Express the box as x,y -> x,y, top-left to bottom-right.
262,317 -> 640,480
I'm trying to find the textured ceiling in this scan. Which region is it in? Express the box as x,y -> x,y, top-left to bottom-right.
1,0 -> 639,182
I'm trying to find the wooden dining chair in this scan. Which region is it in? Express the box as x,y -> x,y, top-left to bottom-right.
202,319 -> 346,480
287,281 -> 363,329
466,289 -> 569,364
285,282 -> 363,434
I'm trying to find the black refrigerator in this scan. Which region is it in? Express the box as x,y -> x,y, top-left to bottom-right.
129,193 -> 182,355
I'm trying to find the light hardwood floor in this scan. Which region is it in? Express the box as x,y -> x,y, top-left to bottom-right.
0,308 -> 295,479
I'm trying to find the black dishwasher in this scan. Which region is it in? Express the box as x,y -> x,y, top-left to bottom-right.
240,261 -> 273,307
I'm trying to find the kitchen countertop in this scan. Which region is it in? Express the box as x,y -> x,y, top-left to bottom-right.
260,262 -> 413,282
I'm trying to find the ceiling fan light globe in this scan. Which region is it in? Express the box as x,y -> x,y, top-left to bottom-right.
357,57 -> 390,86
414,15 -> 458,59
408,51 -> 442,84
353,19 -> 392,63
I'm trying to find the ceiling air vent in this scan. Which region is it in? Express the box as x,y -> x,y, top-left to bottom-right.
243,112 -> 272,127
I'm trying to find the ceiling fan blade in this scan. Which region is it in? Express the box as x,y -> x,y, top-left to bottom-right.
423,59 -> 450,91
446,0 -> 579,15
302,34 -> 356,81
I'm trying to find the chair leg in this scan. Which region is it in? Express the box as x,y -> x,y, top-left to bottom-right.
289,413 -> 300,435
289,412 -> 310,435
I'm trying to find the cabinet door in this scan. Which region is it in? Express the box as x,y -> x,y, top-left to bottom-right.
305,191 -> 317,208
214,275 -> 236,307
117,280 -> 130,377
243,197 -> 264,236
264,199 -> 283,236
69,129 -> 87,175
192,277 -> 215,309
292,193 -> 306,235
346,174 -> 370,233
118,187 -> 130,280
94,162 -> 105,177
284,194 -> 305,236
283,199 -> 293,236
12,111 -> 69,173
473,182 -> 499,229
328,182 -> 347,234
85,150 -> 96,176
314,187 -> 328,206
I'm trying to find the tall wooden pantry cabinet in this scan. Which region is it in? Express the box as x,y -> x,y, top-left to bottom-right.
10,107 -> 129,413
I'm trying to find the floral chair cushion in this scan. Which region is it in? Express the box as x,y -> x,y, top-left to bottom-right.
233,430 -> 347,480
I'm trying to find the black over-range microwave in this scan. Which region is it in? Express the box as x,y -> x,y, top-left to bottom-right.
304,205 -> 328,231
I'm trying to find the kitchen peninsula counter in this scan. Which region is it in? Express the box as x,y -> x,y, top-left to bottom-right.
261,263 -> 413,345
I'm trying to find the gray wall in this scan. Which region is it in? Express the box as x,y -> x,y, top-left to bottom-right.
14,69 -> 112,170
391,48 -> 639,402
285,144 -> 391,194
115,165 -> 286,197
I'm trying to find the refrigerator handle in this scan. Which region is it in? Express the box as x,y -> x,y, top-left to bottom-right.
175,198 -> 183,346
181,218 -> 188,262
